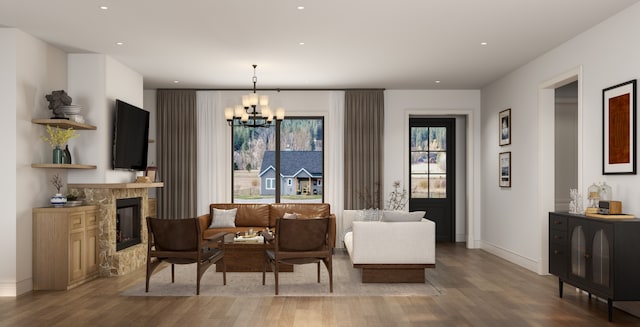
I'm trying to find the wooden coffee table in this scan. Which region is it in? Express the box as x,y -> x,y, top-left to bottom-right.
216,234 -> 293,272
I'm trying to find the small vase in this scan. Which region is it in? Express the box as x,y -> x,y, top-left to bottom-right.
64,145 -> 72,164
52,146 -> 64,164
51,193 -> 67,207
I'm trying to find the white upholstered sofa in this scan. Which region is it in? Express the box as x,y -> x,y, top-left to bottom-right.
342,209 -> 436,283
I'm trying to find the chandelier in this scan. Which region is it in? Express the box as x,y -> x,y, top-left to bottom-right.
225,64 -> 285,127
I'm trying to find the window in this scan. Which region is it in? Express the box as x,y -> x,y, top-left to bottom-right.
265,178 -> 275,190
232,117 -> 324,203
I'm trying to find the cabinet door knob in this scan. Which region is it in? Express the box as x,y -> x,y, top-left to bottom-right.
553,235 -> 562,240
553,250 -> 561,255
585,254 -> 591,259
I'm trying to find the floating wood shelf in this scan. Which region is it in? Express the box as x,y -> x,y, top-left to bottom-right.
32,119 -> 97,130
31,163 -> 97,169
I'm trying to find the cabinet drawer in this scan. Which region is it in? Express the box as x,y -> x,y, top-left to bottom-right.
550,229 -> 567,243
550,215 -> 567,231
85,210 -> 98,228
549,242 -> 567,277
68,212 -> 85,231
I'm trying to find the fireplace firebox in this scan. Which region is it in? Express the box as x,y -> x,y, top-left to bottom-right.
116,197 -> 142,251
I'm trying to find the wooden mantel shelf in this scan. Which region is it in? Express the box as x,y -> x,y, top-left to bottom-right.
68,182 -> 164,189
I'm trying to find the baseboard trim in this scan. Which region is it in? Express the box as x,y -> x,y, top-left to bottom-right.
480,241 -> 539,273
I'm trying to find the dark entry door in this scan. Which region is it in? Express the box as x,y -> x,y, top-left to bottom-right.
409,117 -> 455,242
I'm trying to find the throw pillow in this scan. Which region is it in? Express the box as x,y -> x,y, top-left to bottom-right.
283,212 -> 298,219
209,208 -> 237,228
381,210 -> 426,222
357,208 -> 380,222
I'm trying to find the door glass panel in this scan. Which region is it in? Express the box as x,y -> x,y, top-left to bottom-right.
592,229 -> 610,287
428,175 -> 447,198
571,226 -> 586,278
410,174 -> 429,198
410,127 -> 447,199
429,127 -> 447,150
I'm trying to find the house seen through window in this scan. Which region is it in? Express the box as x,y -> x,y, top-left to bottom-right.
232,117 -> 324,203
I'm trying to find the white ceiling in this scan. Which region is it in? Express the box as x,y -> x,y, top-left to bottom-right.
1,0 -> 638,90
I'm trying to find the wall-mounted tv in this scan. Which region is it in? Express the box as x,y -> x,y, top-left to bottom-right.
112,99 -> 149,171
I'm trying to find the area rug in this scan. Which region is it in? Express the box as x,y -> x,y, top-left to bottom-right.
121,252 -> 442,297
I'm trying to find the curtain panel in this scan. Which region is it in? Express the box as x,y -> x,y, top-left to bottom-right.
343,90 -> 384,210
156,90 -> 198,218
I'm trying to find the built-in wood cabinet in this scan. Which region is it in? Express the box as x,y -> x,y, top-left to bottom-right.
33,205 -> 99,290
548,212 -> 640,321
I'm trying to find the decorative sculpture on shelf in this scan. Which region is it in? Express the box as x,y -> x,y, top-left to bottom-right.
45,90 -> 72,119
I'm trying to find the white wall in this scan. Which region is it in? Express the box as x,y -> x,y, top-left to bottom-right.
384,90 -> 482,246
2,28 -> 68,296
67,54 -> 144,184
481,3 -> 640,273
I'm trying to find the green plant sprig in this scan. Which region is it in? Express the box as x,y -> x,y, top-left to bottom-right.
40,125 -> 78,148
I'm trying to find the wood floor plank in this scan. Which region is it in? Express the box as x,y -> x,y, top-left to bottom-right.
1,243 -> 640,326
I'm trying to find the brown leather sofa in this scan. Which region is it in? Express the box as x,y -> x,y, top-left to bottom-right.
198,203 -> 336,247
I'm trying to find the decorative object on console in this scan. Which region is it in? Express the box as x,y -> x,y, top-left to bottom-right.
225,65 -> 285,128
599,181 -> 612,201
602,79 -> 636,175
568,188 -> 583,214
45,90 -> 72,119
49,173 -> 66,207
598,200 -> 622,215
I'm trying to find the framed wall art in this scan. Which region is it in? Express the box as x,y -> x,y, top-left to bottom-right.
499,108 -> 511,146
603,79 -> 636,175
499,151 -> 511,188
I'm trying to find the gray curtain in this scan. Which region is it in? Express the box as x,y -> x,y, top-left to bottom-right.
344,90 -> 384,209
156,90 -> 198,218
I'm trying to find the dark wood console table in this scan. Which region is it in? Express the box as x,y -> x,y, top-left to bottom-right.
549,212 -> 640,321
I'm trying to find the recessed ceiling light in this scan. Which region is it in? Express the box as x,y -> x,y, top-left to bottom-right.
173,80 -> 180,84
297,6 -> 305,10
435,80 -> 441,84
116,42 -> 124,46
99,6 -> 108,10
480,42 -> 488,46
299,42 -> 305,45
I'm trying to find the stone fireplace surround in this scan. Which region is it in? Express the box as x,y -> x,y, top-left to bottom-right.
69,182 -> 162,277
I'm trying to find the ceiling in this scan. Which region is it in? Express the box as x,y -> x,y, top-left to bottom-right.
1,0 -> 638,90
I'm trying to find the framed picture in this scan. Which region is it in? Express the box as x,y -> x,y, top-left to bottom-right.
145,166 -> 158,182
499,152 -> 511,188
499,108 -> 511,146
603,79 -> 636,175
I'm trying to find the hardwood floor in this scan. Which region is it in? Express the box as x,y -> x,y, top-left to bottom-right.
2,243 -> 639,326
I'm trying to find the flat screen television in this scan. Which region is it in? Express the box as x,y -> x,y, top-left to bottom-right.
112,99 -> 149,171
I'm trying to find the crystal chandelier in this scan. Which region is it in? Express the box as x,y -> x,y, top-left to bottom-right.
225,65 -> 284,127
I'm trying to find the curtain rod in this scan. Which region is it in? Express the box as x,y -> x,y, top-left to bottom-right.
155,88 -> 386,91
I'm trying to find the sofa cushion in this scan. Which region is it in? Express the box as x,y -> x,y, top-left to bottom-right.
210,203 -> 270,227
283,212 -> 298,219
269,203 -> 331,226
209,208 -> 237,228
381,210 -> 425,222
